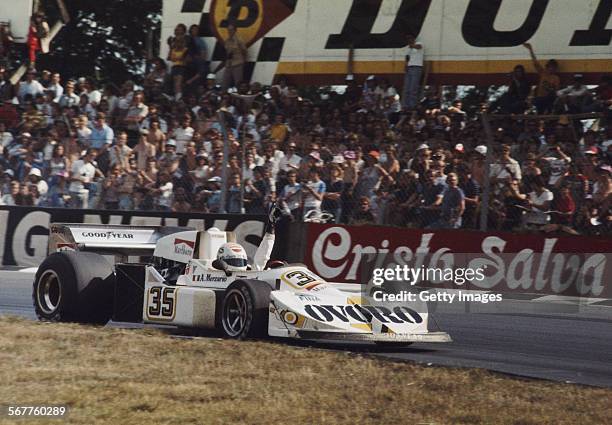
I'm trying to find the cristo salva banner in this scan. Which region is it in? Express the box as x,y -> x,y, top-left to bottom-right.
303,223 -> 612,299
162,0 -> 612,84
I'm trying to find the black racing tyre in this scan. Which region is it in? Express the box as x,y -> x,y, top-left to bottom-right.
221,280 -> 271,339
33,252 -> 115,324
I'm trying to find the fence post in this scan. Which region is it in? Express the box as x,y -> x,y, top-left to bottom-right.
479,113 -> 494,232
217,110 -> 230,213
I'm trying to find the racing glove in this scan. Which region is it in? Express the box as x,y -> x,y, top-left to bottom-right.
264,202 -> 283,234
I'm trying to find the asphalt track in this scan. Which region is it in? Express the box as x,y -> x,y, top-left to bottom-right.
2,269 -> 611,388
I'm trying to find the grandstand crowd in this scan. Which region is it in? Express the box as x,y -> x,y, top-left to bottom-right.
0,24 -> 610,235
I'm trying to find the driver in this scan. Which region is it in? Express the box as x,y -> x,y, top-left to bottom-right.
216,203 -> 282,272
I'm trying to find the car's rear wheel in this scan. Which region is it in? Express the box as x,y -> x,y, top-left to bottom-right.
33,252 -> 115,324
221,280 -> 271,339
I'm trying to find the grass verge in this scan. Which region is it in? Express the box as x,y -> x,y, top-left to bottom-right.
0,317 -> 610,425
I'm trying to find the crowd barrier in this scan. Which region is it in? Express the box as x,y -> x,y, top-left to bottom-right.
287,223 -> 612,299
0,206 -> 266,267
1,206 -> 610,299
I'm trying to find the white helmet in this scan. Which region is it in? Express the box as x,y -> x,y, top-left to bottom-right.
216,242 -> 248,271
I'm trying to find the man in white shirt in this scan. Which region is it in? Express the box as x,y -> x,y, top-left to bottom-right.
69,149 -> 98,209
172,114 -> 194,155
48,73 -> 64,102
0,122 -> 13,155
17,70 -> 45,102
402,33 -> 424,110
302,168 -> 326,218
525,178 -> 554,226
278,141 -> 301,173
279,169 -> 302,219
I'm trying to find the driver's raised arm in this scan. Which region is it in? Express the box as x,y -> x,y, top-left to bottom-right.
252,202 -> 282,271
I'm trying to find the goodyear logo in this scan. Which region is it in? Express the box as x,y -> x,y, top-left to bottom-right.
210,0 -> 295,45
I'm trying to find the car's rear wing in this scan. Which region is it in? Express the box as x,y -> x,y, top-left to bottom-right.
49,223 -> 193,259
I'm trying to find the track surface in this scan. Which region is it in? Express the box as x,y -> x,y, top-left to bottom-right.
2,270 -> 611,388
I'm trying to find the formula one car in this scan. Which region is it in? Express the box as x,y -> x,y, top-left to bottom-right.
33,222 -> 451,343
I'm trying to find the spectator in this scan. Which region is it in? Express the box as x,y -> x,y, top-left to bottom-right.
0,180 -> 18,205
28,168 -> 47,196
523,43 -> 560,114
58,80 -> 79,108
153,171 -> 174,211
133,132 -> 156,171
26,12 -> 49,68
430,172 -> 465,229
18,70 -> 44,102
172,113 -> 194,154
185,24 -> 208,89
402,33 -> 424,110
124,91 -> 148,144
109,131 -> 132,170
302,167 -> 326,218
102,164 -> 121,209
226,172 -> 242,213
350,196 -> 376,225
222,23 -> 247,90
68,148 -> 98,209
47,73 -> 63,102
90,112 -> 114,150
168,24 -> 189,100
494,65 -> 530,114
524,177 -> 554,228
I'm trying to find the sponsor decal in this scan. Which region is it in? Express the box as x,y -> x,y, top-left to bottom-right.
81,231 -> 134,239
193,273 -> 228,283
303,304 -> 423,325
306,224 -> 612,298
281,270 -> 323,290
279,309 -> 306,328
174,238 -> 195,256
50,226 -> 66,234
56,243 -> 75,251
210,0 -> 294,46
295,294 -> 321,302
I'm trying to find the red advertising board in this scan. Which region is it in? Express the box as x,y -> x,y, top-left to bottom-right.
304,224 -> 612,299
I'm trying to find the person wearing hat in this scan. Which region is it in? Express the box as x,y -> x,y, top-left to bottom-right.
28,167 -> 48,196
354,150 -> 393,200
159,139 -> 179,174
278,141 -> 302,175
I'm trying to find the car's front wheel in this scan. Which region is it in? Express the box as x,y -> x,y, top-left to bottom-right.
221,280 -> 271,339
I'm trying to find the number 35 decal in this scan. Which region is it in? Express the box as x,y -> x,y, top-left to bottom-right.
146,286 -> 177,321
281,271 -> 321,290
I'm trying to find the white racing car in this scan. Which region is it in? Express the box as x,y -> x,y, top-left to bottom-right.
33,220 -> 451,344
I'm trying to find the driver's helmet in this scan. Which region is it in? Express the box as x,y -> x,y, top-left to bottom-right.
216,242 -> 248,271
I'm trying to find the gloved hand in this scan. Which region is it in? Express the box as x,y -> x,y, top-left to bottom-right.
265,202 -> 283,234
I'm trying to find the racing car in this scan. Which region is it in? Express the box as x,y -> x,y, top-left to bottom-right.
33,221 -> 451,344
